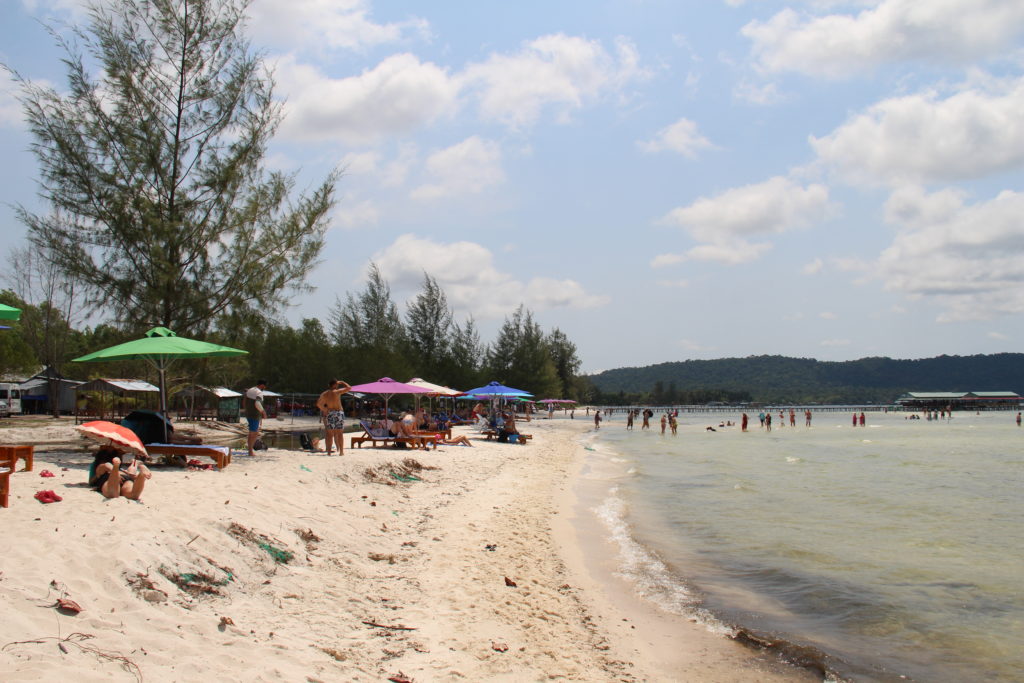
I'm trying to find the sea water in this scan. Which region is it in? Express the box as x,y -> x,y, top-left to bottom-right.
581,410 -> 1023,681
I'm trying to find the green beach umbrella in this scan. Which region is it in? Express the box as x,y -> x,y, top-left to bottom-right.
73,327 -> 247,439
0,303 -> 21,321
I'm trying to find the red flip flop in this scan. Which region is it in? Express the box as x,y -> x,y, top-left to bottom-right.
40,470 -> 56,478
34,490 -> 63,504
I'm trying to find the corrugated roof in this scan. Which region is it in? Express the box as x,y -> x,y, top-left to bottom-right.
969,391 -> 1020,398
901,392 -> 968,399
75,378 -> 160,393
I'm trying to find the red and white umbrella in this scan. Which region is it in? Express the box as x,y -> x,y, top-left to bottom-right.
75,420 -> 148,458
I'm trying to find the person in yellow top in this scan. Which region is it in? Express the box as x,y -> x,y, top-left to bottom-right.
317,379 -> 352,455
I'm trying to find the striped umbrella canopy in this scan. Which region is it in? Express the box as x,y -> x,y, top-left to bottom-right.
75,420 -> 148,458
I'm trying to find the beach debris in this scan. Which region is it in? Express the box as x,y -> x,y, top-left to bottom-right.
160,566 -> 231,597
317,645 -> 348,661
363,621 -> 417,631
491,642 -> 509,652
363,460 -> 431,486
40,469 -> 55,478
295,527 -> 320,551
55,598 -> 83,615
2,633 -> 141,682
387,672 -> 414,683
300,464 -> 313,472
484,544 -> 497,551
218,616 -> 235,629
504,577 -> 517,588
228,522 -> 295,564
368,552 -> 396,564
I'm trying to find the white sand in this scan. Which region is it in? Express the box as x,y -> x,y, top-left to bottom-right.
0,417 -> 811,681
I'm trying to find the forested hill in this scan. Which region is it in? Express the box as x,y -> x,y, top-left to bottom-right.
586,354 -> 1024,404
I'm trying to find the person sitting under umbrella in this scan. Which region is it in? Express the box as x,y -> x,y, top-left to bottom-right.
88,446 -> 152,500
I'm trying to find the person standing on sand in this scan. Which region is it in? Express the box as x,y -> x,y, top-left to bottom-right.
789,409 -> 796,427
244,380 -> 267,457
626,411 -> 634,430
741,413 -> 748,432
660,413 -> 667,434
642,409 -> 651,430
317,379 -> 352,455
765,412 -> 772,432
758,411 -> 765,428
859,412 -> 866,427
1017,412 -> 1021,426
805,409 -> 812,427
852,412 -> 857,427
594,410 -> 602,429
669,414 -> 678,435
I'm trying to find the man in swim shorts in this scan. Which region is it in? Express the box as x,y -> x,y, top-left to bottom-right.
317,379 -> 352,455
244,380 -> 268,456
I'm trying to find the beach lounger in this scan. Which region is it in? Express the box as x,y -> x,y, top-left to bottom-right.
145,443 -> 231,469
0,465 -> 10,507
350,420 -> 437,450
0,445 -> 34,472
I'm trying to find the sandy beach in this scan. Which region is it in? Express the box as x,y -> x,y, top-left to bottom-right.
0,417 -> 810,681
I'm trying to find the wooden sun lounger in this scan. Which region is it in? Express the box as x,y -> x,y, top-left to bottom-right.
483,431 -> 532,443
145,443 -> 231,469
351,421 -> 437,450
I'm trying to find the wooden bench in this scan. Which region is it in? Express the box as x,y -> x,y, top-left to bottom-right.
145,443 -> 231,469
0,445 -> 34,472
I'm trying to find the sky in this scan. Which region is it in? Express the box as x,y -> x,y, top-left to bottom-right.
2,0 -> 1024,374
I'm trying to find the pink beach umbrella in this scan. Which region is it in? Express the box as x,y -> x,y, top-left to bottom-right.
348,377 -> 433,418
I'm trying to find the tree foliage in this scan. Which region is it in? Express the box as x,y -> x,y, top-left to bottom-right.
588,354 -> 1024,405
13,0 -> 335,335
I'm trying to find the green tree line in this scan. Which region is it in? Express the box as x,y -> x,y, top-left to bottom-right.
587,354 -> 1024,405
1,268 -> 584,401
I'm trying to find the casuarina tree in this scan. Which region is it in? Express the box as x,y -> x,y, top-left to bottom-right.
11,0 -> 336,335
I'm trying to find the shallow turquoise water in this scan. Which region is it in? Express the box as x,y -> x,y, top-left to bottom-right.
586,410 -> 1024,681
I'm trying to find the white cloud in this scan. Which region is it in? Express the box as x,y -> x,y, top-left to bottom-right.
460,33 -> 648,128
988,331 -> 1009,340
331,193 -> 379,229
339,150 -> 381,176
803,257 -> 824,274
876,186 -> 1024,321
249,0 -> 428,53
371,234 -> 609,317
410,136 -> 504,200
733,79 -> 783,106
812,77 -> 1024,185
277,54 -> 458,145
743,0 -> 1024,78
0,70 -> 23,129
819,311 -> 837,320
638,118 -> 714,158
660,176 -> 834,265
650,253 -> 686,269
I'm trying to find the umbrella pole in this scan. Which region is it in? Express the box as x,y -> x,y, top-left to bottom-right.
158,365 -> 169,442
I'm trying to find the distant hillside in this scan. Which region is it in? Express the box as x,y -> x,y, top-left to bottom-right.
586,354 -> 1024,404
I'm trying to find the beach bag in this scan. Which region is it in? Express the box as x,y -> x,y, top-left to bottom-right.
299,433 -> 314,451
253,437 -> 268,451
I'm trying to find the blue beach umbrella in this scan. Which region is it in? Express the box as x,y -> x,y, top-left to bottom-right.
462,381 -> 533,398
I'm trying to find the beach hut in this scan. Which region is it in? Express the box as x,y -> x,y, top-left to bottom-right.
174,385 -> 243,422
74,378 -> 160,422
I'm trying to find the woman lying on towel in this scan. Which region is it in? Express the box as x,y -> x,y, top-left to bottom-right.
88,446 -> 152,500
